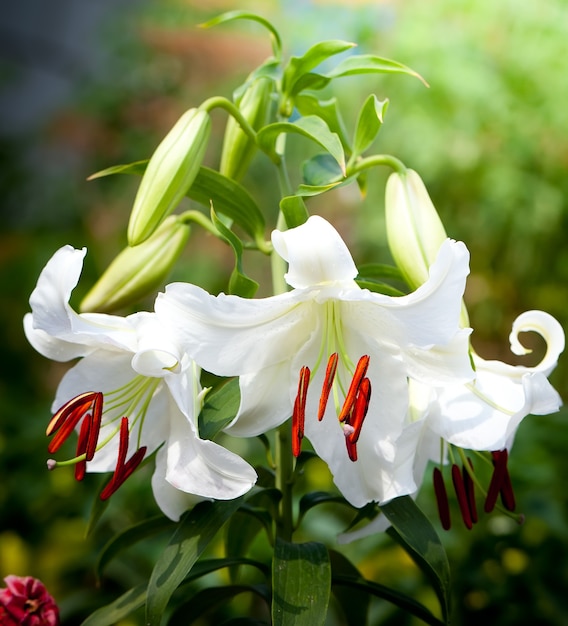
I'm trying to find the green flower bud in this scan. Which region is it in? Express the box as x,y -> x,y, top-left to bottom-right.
81,216 -> 190,313
220,77 -> 272,181
128,108 -> 210,246
385,169 -> 448,290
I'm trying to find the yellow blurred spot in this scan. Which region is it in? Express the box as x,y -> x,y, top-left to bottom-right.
0,531 -> 31,577
465,589 -> 489,610
502,547 -> 529,575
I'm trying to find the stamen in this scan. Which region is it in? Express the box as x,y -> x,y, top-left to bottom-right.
348,378 -> 371,445
433,467 -> 451,530
318,352 -> 338,420
338,355 -> 370,422
47,392 -> 102,453
452,464 -> 473,530
292,367 -> 310,458
86,392 -> 103,461
46,391 -> 98,436
484,449 -> 509,513
100,417 -> 147,500
463,458 -> 478,524
497,452 -> 516,512
74,416 -> 91,481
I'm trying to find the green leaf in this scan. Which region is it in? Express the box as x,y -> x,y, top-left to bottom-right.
357,262 -> 405,282
189,167 -> 266,249
81,584 -> 147,626
381,496 -> 451,624
295,95 -> 351,149
326,53 -> 428,86
332,575 -> 445,626
95,515 -> 177,582
352,95 -> 389,159
167,584 -> 271,626
279,195 -> 309,229
211,209 -> 259,297
146,498 -> 244,625
328,550 -> 370,626
198,377 -> 240,440
302,153 -> 344,187
282,40 -> 356,99
272,539 -> 331,626
88,162 -> 266,249
257,116 -> 345,174
297,491 -> 349,525
199,10 -> 282,58
354,278 -> 406,296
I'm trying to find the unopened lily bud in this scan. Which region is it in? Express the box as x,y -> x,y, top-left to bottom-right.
128,108 -> 210,246
385,169 -> 448,290
220,77 -> 272,181
81,216 -> 190,313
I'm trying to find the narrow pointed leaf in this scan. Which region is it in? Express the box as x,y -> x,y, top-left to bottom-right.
199,11 -> 282,58
198,377 -> 240,440
279,195 -> 309,228
211,208 -> 259,297
328,550 -> 369,626
168,584 -> 271,626
352,95 -> 389,159
298,491 -> 349,525
81,584 -> 147,626
381,496 -> 451,623
332,575 -> 445,626
326,54 -> 428,86
257,116 -> 345,174
88,162 -> 266,247
272,539 -> 330,626
95,515 -> 177,581
302,153 -> 344,187
282,40 -> 355,96
146,498 -> 244,625
295,95 -> 351,149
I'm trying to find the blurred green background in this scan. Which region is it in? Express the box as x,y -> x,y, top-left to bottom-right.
1,0 -> 567,624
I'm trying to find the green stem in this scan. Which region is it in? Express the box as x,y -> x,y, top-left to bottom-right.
179,210 -> 220,237
275,422 -> 295,542
347,154 -> 407,177
200,96 -> 257,140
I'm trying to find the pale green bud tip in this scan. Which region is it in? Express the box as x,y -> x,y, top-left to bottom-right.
127,108 -> 211,246
81,216 -> 190,313
385,169 -> 448,290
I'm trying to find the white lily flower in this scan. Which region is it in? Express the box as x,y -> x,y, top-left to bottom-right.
156,215 -> 474,507
24,246 -> 257,520
340,309 -> 564,540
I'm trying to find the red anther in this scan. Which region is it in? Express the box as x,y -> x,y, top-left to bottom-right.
100,417 -> 147,500
338,355 -> 370,422
85,392 -> 103,461
348,378 -> 371,445
433,467 -> 451,530
499,458 -> 516,512
452,464 -> 472,530
463,458 -> 478,524
46,391 -> 97,436
345,436 -> 357,462
318,352 -> 338,420
484,449 -> 509,513
74,415 -> 91,481
292,367 -> 310,457
47,392 -> 102,453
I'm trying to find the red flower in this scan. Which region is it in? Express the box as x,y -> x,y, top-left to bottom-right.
0,575 -> 59,626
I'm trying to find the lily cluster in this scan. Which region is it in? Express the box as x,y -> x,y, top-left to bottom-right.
25,197 -> 564,531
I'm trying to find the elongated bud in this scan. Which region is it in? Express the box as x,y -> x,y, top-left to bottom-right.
128,107 -> 210,245
385,169 -> 448,290
220,77 -> 272,181
81,216 -> 190,313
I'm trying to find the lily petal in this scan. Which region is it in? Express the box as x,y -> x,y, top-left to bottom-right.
271,215 -> 358,288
